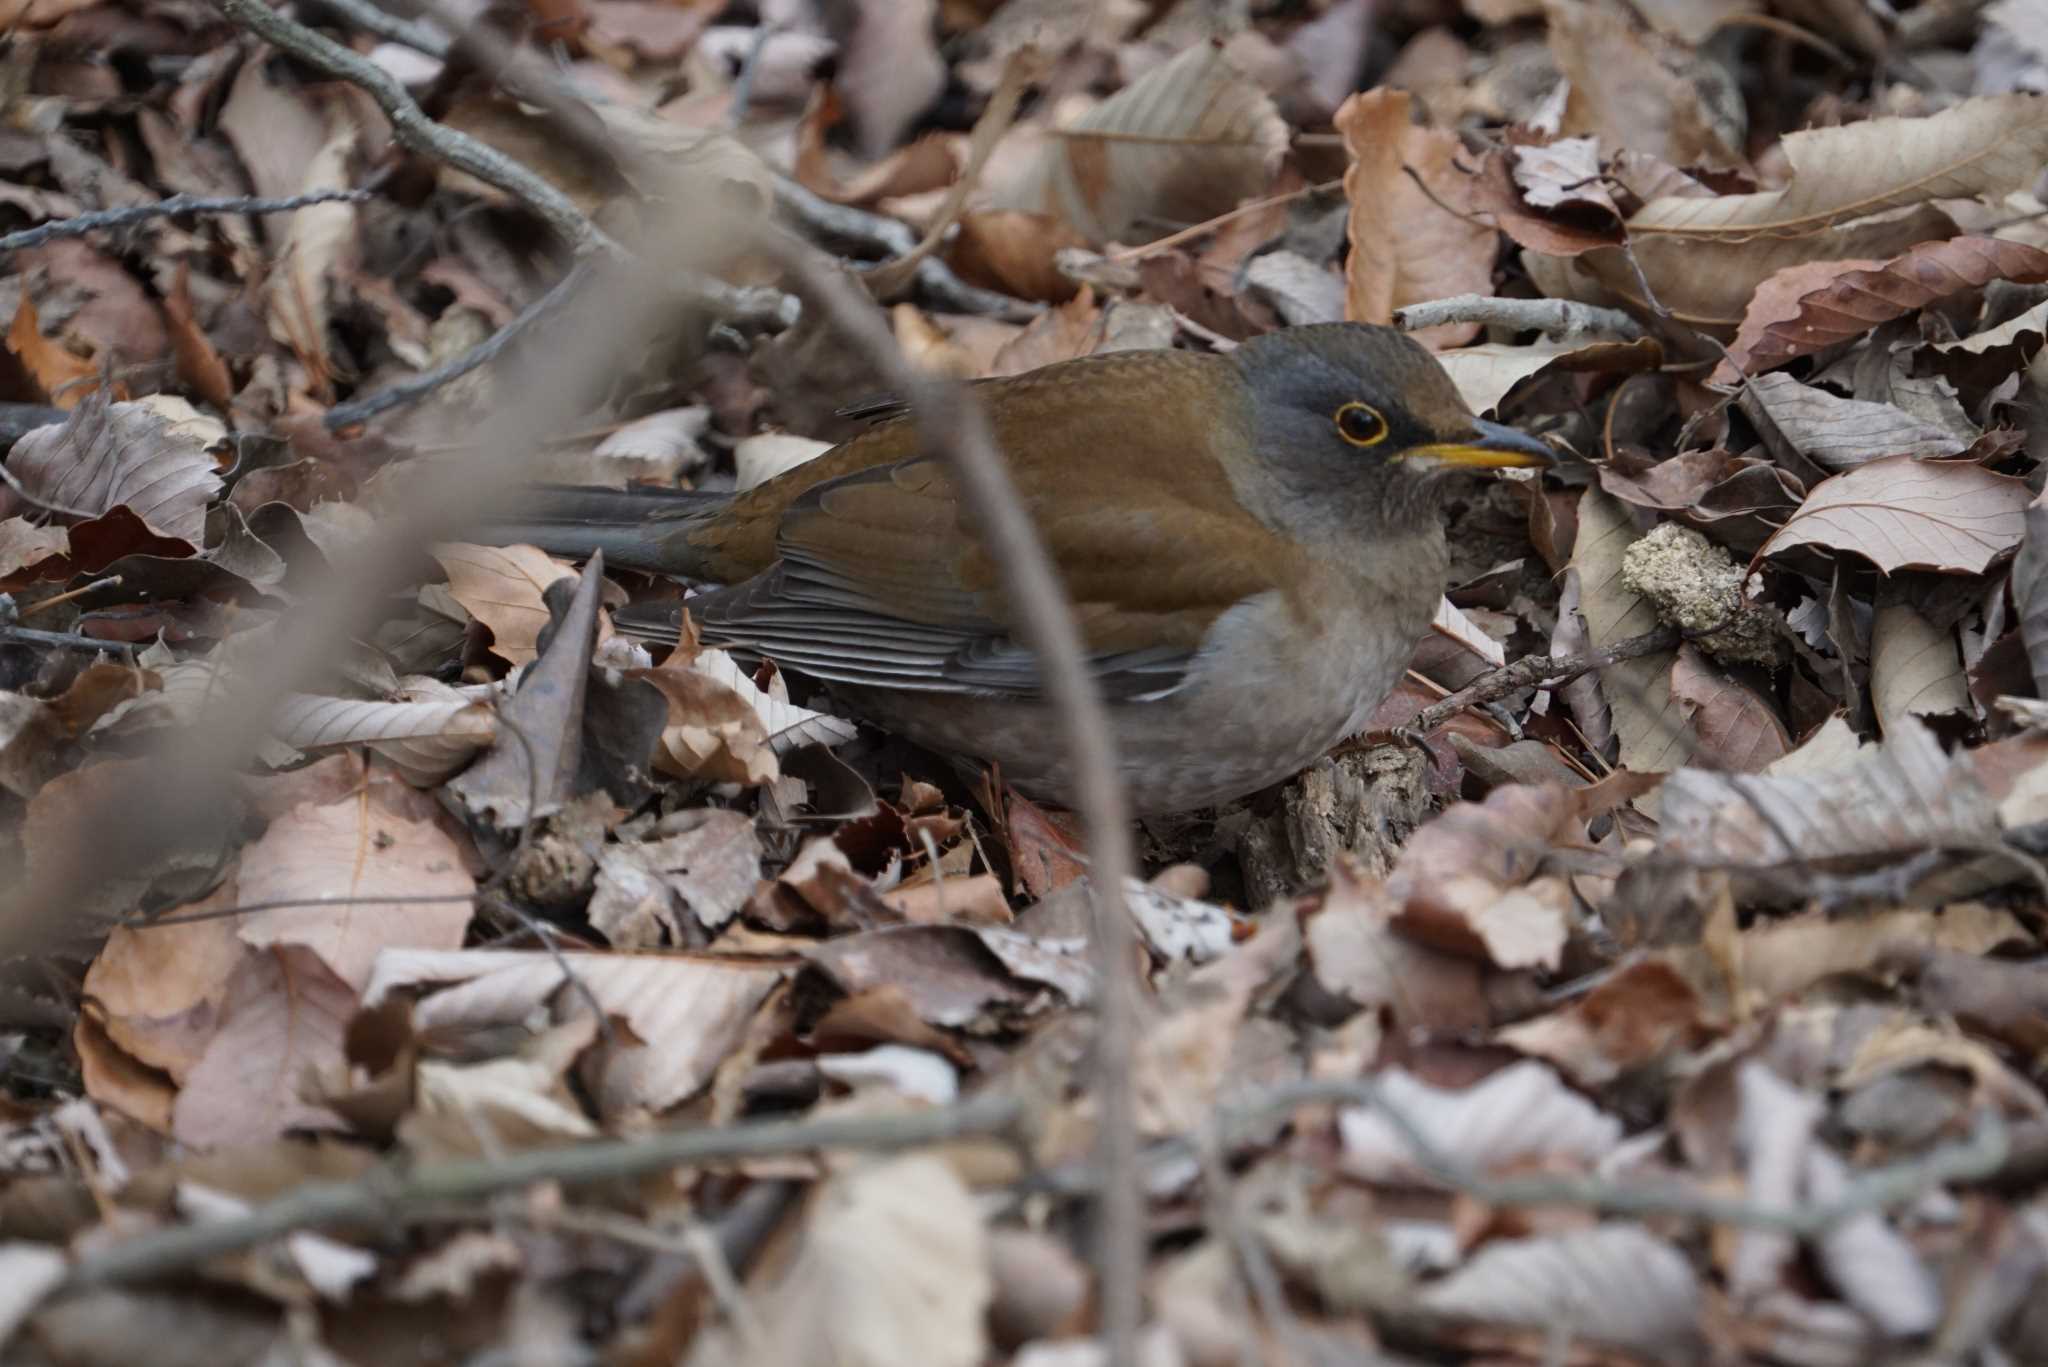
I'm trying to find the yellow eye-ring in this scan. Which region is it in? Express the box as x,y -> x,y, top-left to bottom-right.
1334,401 -> 1388,447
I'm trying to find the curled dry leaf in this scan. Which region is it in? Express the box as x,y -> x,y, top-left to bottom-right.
9,391 -> 222,544
1385,783 -> 1575,970
1723,237 -> 2048,379
1870,599 -> 1970,733
1436,336 -> 1662,414
1659,717 -> 2001,877
1338,1061 -> 1623,1183
1759,455 -> 2031,575
1548,0 -> 1746,169
429,543 -> 580,666
271,684 -> 496,786
1338,87 -> 1498,349
2014,488 -> 2048,695
988,41 -> 1287,245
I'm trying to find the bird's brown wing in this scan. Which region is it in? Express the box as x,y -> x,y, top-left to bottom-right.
691,353 -> 1314,700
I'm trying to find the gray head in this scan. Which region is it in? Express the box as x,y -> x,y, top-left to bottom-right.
1229,323 -> 1553,521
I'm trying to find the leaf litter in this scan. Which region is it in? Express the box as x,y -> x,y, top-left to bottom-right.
6,2 -> 2048,1364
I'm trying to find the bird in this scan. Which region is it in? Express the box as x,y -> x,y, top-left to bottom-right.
492,323 -> 1554,814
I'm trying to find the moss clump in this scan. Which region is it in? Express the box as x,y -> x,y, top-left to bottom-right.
1620,523 -> 1784,668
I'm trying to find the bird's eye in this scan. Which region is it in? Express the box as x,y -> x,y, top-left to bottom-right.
1334,401 -> 1388,448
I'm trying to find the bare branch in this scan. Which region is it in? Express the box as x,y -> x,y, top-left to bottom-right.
59,1095 -> 1023,1292
1393,293 -> 1644,340
1412,626 -> 1681,735
762,231 -> 1144,1366
0,189 -> 374,253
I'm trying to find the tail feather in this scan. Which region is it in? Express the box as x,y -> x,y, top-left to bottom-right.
481,484 -> 729,576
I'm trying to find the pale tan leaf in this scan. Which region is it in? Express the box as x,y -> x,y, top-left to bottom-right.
429,542 -> 580,665
1435,336 -> 1663,414
1870,600 -> 1970,733
1338,87 -> 1498,348
988,41 -> 1286,244
1571,489 -> 1692,772
1431,597 -> 1506,667
0,516 -> 68,577
237,796 -> 476,992
1630,93 -> 2048,239
1759,455 -> 2031,574
1338,1061 -> 1622,1183
84,885 -> 247,1081
703,1154 -> 989,1367
1548,0 -> 1745,168
272,686 -> 496,786
1418,1226 -> 1700,1351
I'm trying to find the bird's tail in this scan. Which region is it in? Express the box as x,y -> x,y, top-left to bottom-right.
479,483 -> 728,576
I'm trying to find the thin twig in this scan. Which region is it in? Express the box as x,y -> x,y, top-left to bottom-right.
764,231 -> 1143,1367
0,190 -> 375,254
0,625 -> 137,660
1393,294 -> 1645,341
58,1095 -> 1023,1292
304,0 -> 450,55
1412,626 -> 1680,735
324,258 -> 589,430
772,178 -> 1041,320
1227,1078 -> 2010,1236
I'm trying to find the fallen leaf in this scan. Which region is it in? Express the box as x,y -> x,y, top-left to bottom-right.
1338,87 -> 1498,349
429,543 -> 580,665
991,40 -> 1287,245
8,392 -> 221,543
1759,455 -> 2031,575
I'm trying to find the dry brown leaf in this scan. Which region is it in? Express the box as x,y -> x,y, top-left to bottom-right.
1303,856 -> 1491,1034
692,1153 -> 989,1367
2014,488 -> 2048,696
162,263 -> 235,412
429,543 -> 579,665
1632,93 -> 2048,239
1497,956 -> 1715,1087
236,794 -> 476,992
1669,646 -> 1791,773
1436,336 -> 1662,414
1571,489 -> 1693,772
0,517 -> 71,579
1385,784 -> 1576,970
945,210 -> 1089,303
1547,0 -> 1745,169
271,687 -> 496,786
8,391 -> 222,543
1870,599 -> 1970,733
827,0 -> 948,160
1338,1061 -> 1623,1184
1659,717 -> 2000,876
1722,237 -> 2048,378
1740,373 -> 1969,472
171,945 -> 353,1148
1338,87 -> 1498,349
990,40 -> 1286,244
1416,1224 -> 1701,1353
84,882 -> 248,1081
6,292 -> 100,408
1759,455 -> 2031,575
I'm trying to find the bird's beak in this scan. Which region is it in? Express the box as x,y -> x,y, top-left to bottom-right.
1401,419 -> 1556,471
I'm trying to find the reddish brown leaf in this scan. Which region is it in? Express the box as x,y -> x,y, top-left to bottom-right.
1723,237 -> 2048,379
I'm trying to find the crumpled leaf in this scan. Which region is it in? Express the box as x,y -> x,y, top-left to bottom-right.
1740,373 -> 1969,472
1571,489 -> 1692,772
1339,1061 -> 1623,1183
1385,783 -> 1576,970
1723,237 -> 2048,378
1417,1224 -> 1701,1353
429,543 -> 581,666
1759,455 -> 2031,574
1659,717 -> 2001,877
988,40 -> 1285,245
1338,86 -> 1497,348
9,391 -> 222,544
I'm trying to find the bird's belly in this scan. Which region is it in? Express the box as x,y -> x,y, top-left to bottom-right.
837,595 -> 1419,814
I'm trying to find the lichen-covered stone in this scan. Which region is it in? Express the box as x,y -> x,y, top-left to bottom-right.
1620,523 -> 1784,668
